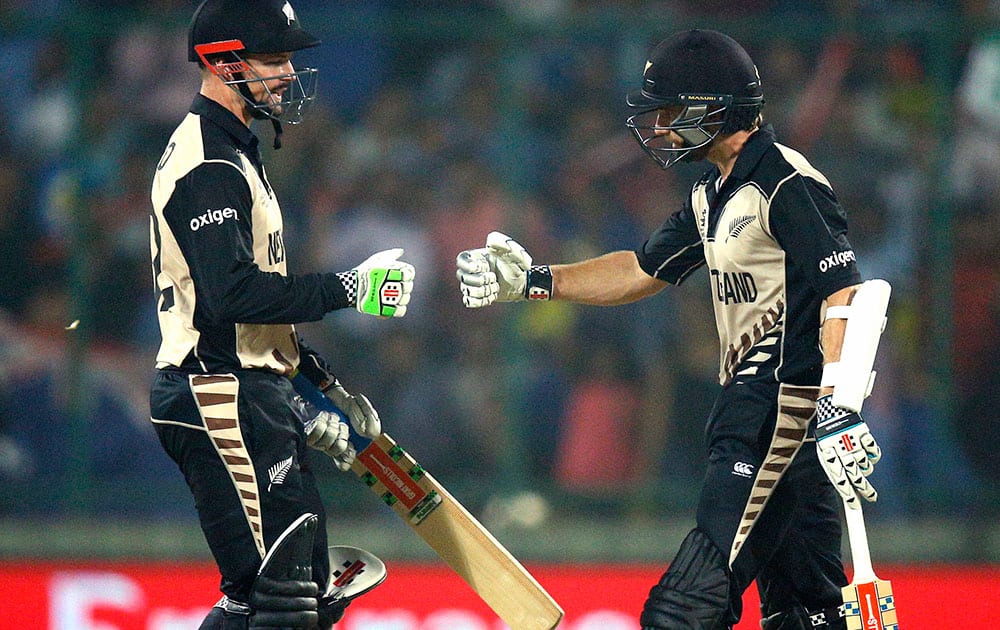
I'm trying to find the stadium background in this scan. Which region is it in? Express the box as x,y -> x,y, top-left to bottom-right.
1,0 -> 998,627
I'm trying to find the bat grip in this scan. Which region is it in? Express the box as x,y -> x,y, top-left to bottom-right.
843,500 -> 877,582
291,372 -> 373,450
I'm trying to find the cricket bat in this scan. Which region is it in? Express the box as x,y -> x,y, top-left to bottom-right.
841,499 -> 898,630
292,373 -> 564,630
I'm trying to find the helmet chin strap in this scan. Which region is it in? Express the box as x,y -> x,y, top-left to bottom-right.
270,119 -> 283,150
271,118 -> 282,151
236,80 -> 284,150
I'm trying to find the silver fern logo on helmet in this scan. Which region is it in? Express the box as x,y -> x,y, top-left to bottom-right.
282,2 -> 295,24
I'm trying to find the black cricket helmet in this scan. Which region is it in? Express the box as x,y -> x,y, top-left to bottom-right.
189,0 -> 320,127
626,30 -> 764,168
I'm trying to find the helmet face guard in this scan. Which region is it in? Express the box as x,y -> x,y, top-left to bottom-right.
624,30 -> 765,169
626,93 -> 733,169
195,39 -> 317,125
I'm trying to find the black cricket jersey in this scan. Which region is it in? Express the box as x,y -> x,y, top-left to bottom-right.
636,125 -> 861,386
150,95 -> 349,374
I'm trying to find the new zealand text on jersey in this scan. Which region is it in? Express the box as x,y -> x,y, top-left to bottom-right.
268,229 -> 285,266
711,269 -> 758,304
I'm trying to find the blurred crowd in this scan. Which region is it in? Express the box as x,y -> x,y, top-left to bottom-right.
2,0 -> 999,534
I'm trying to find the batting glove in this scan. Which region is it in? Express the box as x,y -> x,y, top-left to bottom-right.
485,231 -> 532,301
324,381 -> 381,439
815,394 -> 881,505
456,248 -> 499,307
456,232 -> 547,307
305,409 -> 355,472
296,396 -> 355,472
297,351 -> 380,438
352,248 -> 414,318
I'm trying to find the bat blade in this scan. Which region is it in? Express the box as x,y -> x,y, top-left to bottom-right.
354,432 -> 564,630
842,578 -> 897,630
291,373 -> 563,629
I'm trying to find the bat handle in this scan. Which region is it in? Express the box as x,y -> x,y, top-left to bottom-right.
843,500 -> 877,583
291,372 -> 373,450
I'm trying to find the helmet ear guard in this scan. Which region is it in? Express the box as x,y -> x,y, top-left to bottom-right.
672,101 -> 718,146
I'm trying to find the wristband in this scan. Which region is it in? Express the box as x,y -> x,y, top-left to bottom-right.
337,270 -> 357,306
525,265 -> 552,301
815,394 -> 860,438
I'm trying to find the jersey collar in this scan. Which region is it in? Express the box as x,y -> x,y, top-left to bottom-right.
727,123 -> 776,183
190,94 -> 259,155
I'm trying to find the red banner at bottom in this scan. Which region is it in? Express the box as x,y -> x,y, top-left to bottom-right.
1,561 -> 996,629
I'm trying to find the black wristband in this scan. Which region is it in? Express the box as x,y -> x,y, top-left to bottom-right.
525,265 -> 553,300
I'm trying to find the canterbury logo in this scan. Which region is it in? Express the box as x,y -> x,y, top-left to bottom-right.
727,215 -> 756,241
732,462 -> 755,478
268,455 -> 294,491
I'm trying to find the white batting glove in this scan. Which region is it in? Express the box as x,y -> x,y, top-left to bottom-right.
456,248 -> 499,308
324,382 -> 381,439
486,231 -> 531,302
815,394 -> 882,505
455,232 -> 534,308
302,405 -> 355,472
353,248 -> 415,318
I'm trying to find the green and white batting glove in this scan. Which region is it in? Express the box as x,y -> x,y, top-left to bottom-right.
352,248 -> 414,317
455,231 -> 552,307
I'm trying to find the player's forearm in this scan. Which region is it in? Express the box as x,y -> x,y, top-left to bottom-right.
214,269 -> 352,324
819,284 -> 860,395
551,250 -> 665,305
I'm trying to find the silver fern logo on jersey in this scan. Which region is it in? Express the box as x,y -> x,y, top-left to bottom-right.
727,215 -> 757,241
190,207 -> 238,232
818,249 -> 856,273
268,455 -> 294,491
